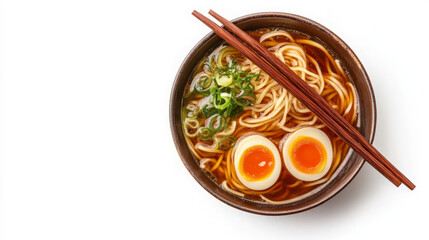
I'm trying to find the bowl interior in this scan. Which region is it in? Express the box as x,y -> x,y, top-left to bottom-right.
170,12 -> 376,215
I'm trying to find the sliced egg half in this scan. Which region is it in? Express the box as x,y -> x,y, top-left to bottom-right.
234,135 -> 281,191
282,127 -> 333,181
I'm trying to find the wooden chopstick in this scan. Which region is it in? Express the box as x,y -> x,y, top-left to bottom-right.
192,10 -> 400,187
207,10 -> 415,190
206,10 -> 415,190
192,10 -> 415,189
191,10 -> 400,187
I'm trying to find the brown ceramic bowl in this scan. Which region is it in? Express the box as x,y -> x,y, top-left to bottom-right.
170,12 -> 376,215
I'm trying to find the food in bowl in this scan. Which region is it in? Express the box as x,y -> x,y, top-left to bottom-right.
181,28 -> 358,204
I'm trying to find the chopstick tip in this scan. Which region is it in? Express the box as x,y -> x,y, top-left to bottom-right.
209,9 -> 220,18
192,10 -> 199,16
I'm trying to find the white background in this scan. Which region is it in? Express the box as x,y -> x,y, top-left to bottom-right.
2,0 -> 429,239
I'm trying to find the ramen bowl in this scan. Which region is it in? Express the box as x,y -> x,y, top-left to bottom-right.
170,12 -> 376,215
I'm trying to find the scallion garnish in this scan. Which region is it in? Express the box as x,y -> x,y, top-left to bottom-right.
198,127 -> 214,141
194,75 -> 213,96
183,58 -> 259,143
208,114 -> 226,132
184,103 -> 199,118
217,136 -> 236,150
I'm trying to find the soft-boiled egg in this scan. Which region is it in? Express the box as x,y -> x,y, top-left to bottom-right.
234,134 -> 281,190
282,127 -> 333,181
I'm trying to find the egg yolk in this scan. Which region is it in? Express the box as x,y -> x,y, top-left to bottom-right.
239,145 -> 275,181
289,136 -> 327,174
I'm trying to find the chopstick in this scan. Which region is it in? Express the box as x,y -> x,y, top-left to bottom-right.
192,10 -> 415,189
206,10 -> 416,190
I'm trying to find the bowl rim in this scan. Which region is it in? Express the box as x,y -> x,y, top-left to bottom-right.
169,12 -> 377,215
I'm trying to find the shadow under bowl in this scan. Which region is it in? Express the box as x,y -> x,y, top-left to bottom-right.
170,12 -> 376,215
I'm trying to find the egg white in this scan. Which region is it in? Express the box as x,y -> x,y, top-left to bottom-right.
233,134 -> 281,191
282,127 -> 333,181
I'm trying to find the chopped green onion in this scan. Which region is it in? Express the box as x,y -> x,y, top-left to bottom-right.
216,74 -> 233,87
234,92 -> 256,107
201,104 -> 219,118
194,76 -> 213,96
184,57 -> 260,142
213,89 -> 232,111
217,136 -> 236,150
183,118 -> 200,138
184,103 -> 199,118
208,114 -> 225,132
198,127 -> 213,141
228,105 -> 243,119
